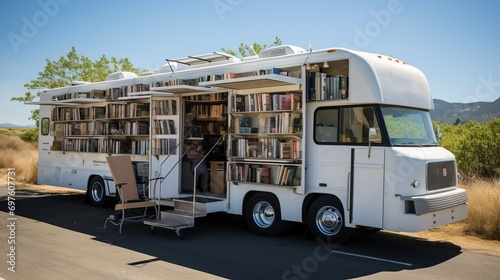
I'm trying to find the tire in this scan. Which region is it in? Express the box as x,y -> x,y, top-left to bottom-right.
88,176 -> 107,207
307,196 -> 354,244
245,193 -> 290,237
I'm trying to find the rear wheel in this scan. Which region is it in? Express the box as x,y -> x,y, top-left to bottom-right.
88,176 -> 107,207
307,196 -> 354,243
246,193 -> 290,237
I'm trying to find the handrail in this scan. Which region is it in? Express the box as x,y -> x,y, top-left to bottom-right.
191,134 -> 226,217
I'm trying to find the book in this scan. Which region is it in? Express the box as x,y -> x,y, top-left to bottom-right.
280,141 -> 292,159
234,95 -> 245,112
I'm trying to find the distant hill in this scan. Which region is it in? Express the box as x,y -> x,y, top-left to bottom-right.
0,123 -> 36,128
431,98 -> 500,124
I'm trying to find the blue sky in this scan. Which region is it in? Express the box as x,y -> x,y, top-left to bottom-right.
1,0 -> 499,126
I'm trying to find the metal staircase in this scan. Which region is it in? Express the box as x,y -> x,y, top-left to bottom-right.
144,135 -> 226,239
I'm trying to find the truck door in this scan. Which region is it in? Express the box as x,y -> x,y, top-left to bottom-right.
346,106 -> 384,228
351,147 -> 384,228
312,105 -> 384,229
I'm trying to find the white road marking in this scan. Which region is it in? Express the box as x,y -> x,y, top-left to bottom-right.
332,250 -> 413,266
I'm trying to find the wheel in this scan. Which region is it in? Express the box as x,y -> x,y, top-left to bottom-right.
245,193 -> 290,237
307,196 -> 354,244
88,176 -> 107,207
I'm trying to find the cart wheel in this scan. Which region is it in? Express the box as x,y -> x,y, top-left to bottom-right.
176,230 -> 184,240
150,226 -> 155,234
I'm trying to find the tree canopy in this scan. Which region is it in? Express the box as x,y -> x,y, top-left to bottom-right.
12,46 -> 141,124
221,36 -> 282,57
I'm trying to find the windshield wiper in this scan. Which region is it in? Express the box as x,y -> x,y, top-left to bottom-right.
395,142 -> 423,147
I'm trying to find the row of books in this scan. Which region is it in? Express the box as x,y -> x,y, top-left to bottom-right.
53,122 -> 104,136
107,121 -> 149,136
151,138 -> 178,155
54,84 -> 151,101
228,163 -> 299,186
53,107 -> 106,121
52,139 -> 100,152
231,138 -> 302,159
53,121 -> 151,136
152,99 -> 177,115
52,138 -> 148,155
233,92 -> 301,113
188,104 -> 227,119
233,112 -> 301,135
52,137 -> 178,156
184,92 -> 228,101
151,78 -> 199,87
152,119 -> 176,135
107,103 -> 149,119
106,84 -> 150,100
101,139 -> 149,155
306,73 -> 348,101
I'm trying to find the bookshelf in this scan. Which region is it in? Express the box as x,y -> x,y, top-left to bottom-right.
184,92 -> 228,137
305,59 -> 349,102
228,89 -> 303,188
48,88 -> 180,157
151,97 -> 178,156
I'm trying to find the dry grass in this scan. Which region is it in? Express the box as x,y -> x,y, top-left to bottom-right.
431,178 -> 500,241
461,178 -> 500,240
0,134 -> 38,184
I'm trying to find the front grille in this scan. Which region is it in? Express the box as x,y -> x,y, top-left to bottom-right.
427,161 -> 456,191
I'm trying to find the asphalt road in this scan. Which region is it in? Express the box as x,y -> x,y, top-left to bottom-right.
0,185 -> 499,280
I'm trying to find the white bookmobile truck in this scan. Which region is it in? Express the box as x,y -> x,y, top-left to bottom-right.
29,45 -> 468,242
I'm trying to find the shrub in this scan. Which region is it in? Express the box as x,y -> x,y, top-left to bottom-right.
438,119 -> 500,178
20,128 -> 39,142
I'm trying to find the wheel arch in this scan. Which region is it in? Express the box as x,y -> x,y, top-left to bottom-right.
302,193 -> 344,224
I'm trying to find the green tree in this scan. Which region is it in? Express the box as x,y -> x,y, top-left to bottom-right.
221,36 -> 282,58
11,46 -> 142,126
439,119 -> 500,178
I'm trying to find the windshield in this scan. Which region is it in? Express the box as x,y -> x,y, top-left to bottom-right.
381,106 -> 438,146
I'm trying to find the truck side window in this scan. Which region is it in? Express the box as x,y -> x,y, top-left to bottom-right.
340,106 -> 379,144
41,118 -> 50,136
315,108 -> 339,143
314,106 -> 379,144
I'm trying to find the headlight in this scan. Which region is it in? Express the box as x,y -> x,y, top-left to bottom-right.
411,180 -> 421,188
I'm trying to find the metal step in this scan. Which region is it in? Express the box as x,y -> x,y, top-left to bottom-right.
143,210 -> 198,232
174,199 -> 207,215
173,196 -> 227,214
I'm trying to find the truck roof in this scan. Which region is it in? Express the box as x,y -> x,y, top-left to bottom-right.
35,46 -> 433,110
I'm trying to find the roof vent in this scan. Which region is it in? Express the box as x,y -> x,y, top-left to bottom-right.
71,81 -> 90,86
106,71 -> 138,81
258,45 -> 306,59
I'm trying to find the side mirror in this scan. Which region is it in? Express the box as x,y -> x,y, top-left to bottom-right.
436,125 -> 442,139
369,127 -> 382,143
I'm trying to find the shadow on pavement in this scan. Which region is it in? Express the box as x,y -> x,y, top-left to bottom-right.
1,187 -> 463,279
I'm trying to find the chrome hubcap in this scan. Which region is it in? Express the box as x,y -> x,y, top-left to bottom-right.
315,205 -> 343,236
252,201 -> 275,228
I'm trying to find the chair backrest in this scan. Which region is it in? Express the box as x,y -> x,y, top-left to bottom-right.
106,155 -> 140,202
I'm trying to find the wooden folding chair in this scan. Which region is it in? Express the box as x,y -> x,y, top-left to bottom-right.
104,155 -> 157,234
